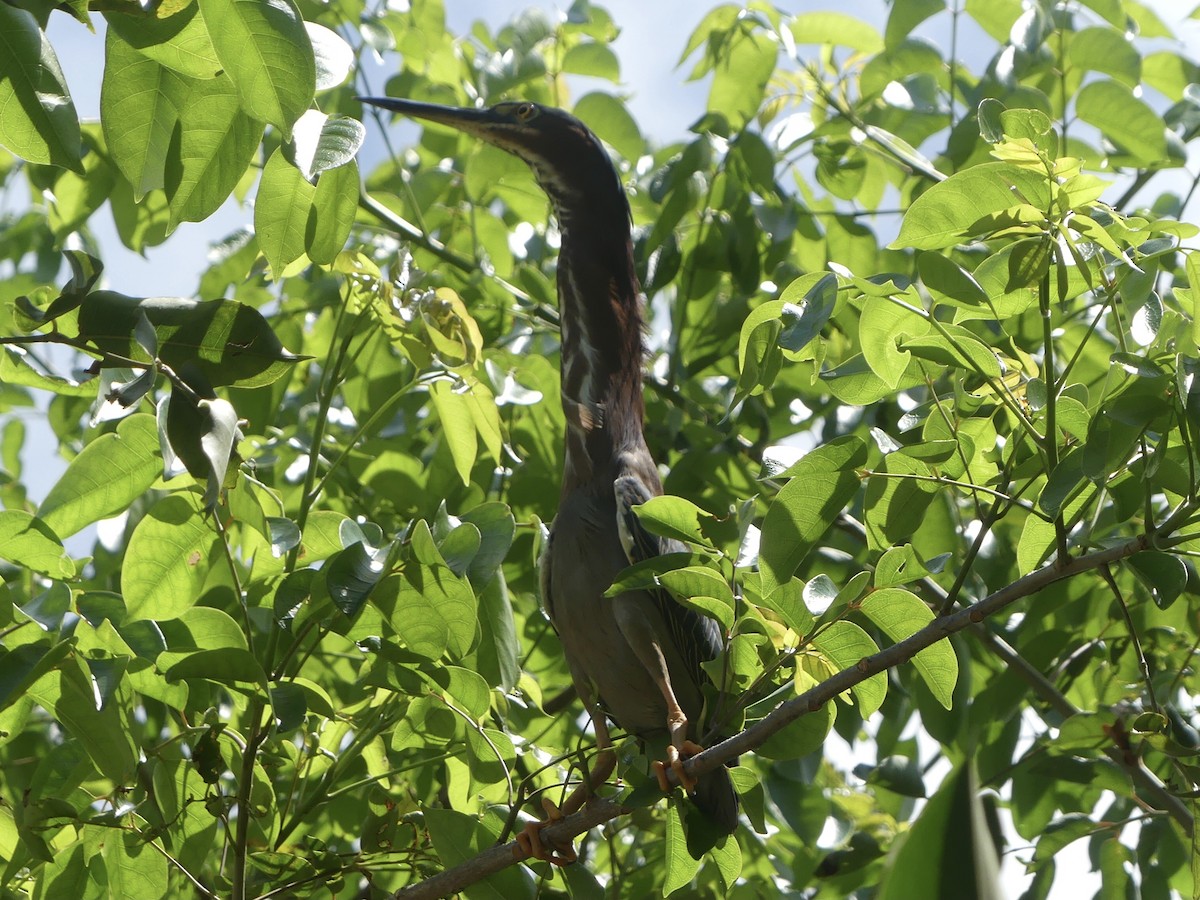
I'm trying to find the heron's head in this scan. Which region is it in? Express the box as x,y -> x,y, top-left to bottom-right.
358,97 -> 625,217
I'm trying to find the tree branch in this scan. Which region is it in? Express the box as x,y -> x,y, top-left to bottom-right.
391,530 -> 1190,899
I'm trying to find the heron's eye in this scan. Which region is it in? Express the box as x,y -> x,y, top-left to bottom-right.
515,103 -> 536,121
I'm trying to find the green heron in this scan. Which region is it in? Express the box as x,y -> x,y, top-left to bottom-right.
359,96 -> 739,862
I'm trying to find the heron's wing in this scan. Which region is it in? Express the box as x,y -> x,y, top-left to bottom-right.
613,474 -> 724,688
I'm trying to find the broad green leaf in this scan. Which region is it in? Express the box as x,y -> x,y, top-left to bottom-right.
374,565 -> 477,660
791,12 -> 884,53
256,148 -> 315,276
287,110 -> 365,180
891,163 -> 1050,251
122,492 -> 218,621
1127,551 -> 1188,610
778,272 -> 838,352
103,829 -> 168,899
574,92 -> 643,161
760,436 -> 867,595
632,495 -> 716,547
165,72 -> 264,228
864,451 -> 937,550
0,5 -> 82,172
197,0 -> 315,138
0,347 -> 94,397
0,511 -> 73,579
306,158 -> 358,268
918,252 -> 989,308
320,541 -> 387,618
877,764 -> 1002,900
429,380 -> 477,486
307,21 -> 353,91
475,573 -> 519,692
810,619 -> 886,717
161,648 -> 267,684
859,588 -> 958,709
39,414 -> 160,539
1066,26 -> 1140,87
658,566 -> 735,607
563,42 -> 620,82
885,0 -> 943,49
78,291 -> 303,388
101,28 -> 191,199
27,653 -> 138,783
0,641 -> 73,713
664,802 -> 701,895
708,28 -> 775,127
459,502 -> 516,588
173,606 -> 249,651
105,5 -> 222,79
859,295 -> 929,388
1076,80 -> 1172,165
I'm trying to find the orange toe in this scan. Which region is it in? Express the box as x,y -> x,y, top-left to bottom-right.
514,797 -> 576,866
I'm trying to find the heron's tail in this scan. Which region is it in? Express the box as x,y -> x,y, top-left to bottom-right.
692,764 -> 739,836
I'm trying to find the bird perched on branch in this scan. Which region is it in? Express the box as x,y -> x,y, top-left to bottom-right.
359,95 -> 739,862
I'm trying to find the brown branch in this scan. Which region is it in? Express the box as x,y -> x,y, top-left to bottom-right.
391,529 -> 1190,899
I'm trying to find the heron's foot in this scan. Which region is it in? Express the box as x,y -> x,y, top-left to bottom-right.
653,739 -> 705,795
514,796 -> 577,867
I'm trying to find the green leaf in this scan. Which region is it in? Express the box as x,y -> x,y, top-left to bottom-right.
28,654 -> 138,783
256,148 -> 315,277
39,414 -> 160,539
877,764 -> 1002,900
1127,552 -> 1188,610
305,157 -> 358,265
320,541 -> 387,618
122,492 -> 218,621
288,110 -> 365,180
101,27 -> 191,200
161,648 -> 267,685
859,588 -> 958,709
1067,26 -> 1140,87
663,802 -> 701,894
429,380 -> 477,486
859,295 -> 928,388
562,42 -> 620,82
918,252 -> 990,308
459,502 -> 516,588
475,573 -> 519,691
891,163 -> 1050,251
810,620 -> 886,717
864,451 -> 937,550
77,291 -> 303,388
0,511 -> 74,579
791,12 -> 884,53
165,72 -> 264,228
0,641 -> 73,713
708,28 -> 775,127
1076,80 -> 1172,166
574,92 -> 643,162
308,21 -> 353,91
197,0 -> 315,139
105,5 -> 223,79
374,565 -> 477,660
760,436 -> 867,595
0,347 -> 94,397
0,5 -> 83,172
631,495 -> 716,547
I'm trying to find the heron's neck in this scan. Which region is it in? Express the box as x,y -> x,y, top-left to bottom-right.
554,207 -> 648,490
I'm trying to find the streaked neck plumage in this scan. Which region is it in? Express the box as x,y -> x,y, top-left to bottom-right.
536,161 -> 648,493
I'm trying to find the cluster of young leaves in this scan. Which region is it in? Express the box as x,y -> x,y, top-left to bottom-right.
2,0 -> 1200,898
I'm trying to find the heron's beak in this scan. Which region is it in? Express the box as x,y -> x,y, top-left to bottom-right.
356,96 -> 496,139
